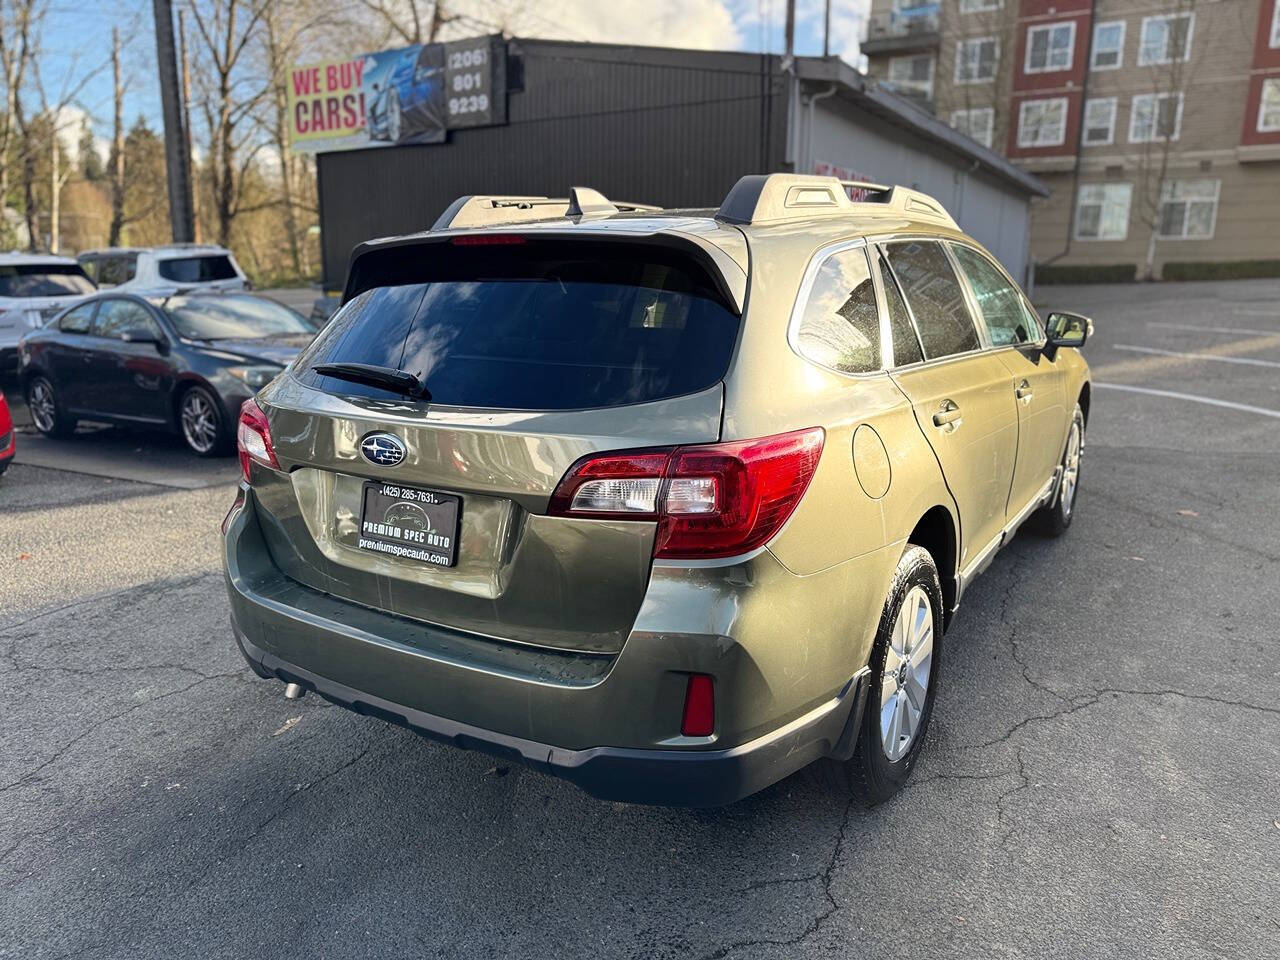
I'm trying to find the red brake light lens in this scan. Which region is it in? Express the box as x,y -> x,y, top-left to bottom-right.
236,398 -> 279,482
681,674 -> 715,737
548,427 -> 824,559
449,234 -> 527,245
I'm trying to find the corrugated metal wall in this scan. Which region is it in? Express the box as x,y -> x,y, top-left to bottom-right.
317,40 -> 788,285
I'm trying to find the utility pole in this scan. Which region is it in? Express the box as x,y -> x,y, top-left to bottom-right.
152,0 -> 195,242
109,27 -> 126,246
823,0 -> 831,57
178,8 -> 199,242
784,0 -> 796,59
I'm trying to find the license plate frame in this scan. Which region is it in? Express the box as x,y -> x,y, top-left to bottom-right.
357,480 -> 461,567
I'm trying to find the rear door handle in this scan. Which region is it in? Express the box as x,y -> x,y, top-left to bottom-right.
1016,379 -> 1033,402
932,400 -> 962,430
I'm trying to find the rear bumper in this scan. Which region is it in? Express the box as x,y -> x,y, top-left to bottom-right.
234,622 -> 867,806
224,487 -> 877,806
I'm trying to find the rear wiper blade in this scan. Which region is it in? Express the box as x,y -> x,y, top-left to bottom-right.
312,362 -> 431,400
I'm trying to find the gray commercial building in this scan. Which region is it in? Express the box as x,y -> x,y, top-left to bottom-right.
316,38 -> 1047,287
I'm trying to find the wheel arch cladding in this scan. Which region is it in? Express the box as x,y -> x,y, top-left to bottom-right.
1078,381 -> 1091,428
907,506 -> 957,628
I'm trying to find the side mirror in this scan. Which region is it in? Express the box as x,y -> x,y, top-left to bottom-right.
120,326 -> 158,344
1043,311 -> 1092,360
120,327 -> 168,353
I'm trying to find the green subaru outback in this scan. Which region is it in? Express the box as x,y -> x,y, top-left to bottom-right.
222,175 -> 1091,806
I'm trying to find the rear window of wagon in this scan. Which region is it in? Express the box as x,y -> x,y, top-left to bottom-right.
294,240 -> 742,410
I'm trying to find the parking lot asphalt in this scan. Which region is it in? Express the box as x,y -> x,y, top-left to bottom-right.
2,279 -> 1278,959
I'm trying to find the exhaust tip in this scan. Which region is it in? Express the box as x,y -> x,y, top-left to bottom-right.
283,682 -> 305,700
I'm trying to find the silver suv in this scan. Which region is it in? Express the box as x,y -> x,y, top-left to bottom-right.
0,253 -> 96,367
77,244 -> 248,294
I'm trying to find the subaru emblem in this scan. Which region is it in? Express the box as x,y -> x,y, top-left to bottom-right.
360,432 -> 407,467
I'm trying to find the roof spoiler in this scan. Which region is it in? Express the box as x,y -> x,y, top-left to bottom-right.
432,187 -> 662,230
714,174 -> 957,229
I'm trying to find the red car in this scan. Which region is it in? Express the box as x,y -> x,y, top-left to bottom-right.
0,391 -> 14,475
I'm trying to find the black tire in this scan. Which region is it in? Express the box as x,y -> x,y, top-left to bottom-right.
809,544 -> 944,805
1032,403 -> 1084,537
25,374 -> 76,438
177,384 -> 232,457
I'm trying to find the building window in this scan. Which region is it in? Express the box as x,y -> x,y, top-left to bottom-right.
1260,78 -> 1280,132
1091,21 -> 1125,70
1076,183 -> 1132,240
1272,1 -> 1280,48
887,54 -> 936,99
1017,97 -> 1068,148
1082,98 -> 1117,145
1025,22 -> 1076,73
959,0 -> 1002,12
1138,13 -> 1194,65
951,107 -> 994,148
1158,179 -> 1219,239
1129,92 -> 1183,142
955,37 -> 1000,84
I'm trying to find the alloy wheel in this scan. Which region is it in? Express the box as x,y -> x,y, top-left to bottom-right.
1061,420 -> 1082,518
29,379 -> 57,434
181,390 -> 219,454
879,584 -> 934,762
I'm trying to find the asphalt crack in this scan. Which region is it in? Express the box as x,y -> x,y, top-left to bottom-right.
695,795 -> 858,960
0,672 -> 242,795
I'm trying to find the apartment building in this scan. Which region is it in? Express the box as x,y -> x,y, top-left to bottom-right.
864,0 -> 1280,279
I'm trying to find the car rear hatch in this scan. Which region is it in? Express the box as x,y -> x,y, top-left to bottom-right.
248,229 -> 746,655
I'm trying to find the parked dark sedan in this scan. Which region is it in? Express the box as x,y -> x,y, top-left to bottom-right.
18,292 -> 317,456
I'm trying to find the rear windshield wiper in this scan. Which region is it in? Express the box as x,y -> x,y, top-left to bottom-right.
312,362 -> 431,401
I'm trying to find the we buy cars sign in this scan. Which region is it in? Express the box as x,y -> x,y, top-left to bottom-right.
286,34 -> 506,154
289,57 -> 368,143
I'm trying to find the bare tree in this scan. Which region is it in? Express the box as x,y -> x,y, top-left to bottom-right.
187,0 -> 271,247
0,0 -> 38,240
1129,0 -> 1213,280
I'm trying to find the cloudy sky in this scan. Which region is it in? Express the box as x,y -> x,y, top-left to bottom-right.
41,0 -> 868,147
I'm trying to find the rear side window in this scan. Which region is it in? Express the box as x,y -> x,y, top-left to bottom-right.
794,246 -> 881,374
158,255 -> 238,283
878,254 -> 923,366
59,302 -> 96,333
295,241 -> 742,410
97,255 -> 137,287
949,244 -> 1041,346
884,242 -> 980,360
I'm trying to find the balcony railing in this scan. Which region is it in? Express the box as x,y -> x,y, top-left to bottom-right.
863,8 -> 942,55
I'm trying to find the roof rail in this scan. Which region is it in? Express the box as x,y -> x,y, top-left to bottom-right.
714,174 -> 957,229
432,188 -> 662,231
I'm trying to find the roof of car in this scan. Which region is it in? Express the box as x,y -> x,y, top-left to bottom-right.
0,251 -> 82,266
77,244 -> 233,257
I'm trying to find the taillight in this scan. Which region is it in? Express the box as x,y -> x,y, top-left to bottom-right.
548,427 -> 824,559
236,398 -> 279,482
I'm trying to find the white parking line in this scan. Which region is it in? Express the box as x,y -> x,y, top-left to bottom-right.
1095,383 -> 1280,419
1112,344 -> 1280,368
1147,322 -> 1276,337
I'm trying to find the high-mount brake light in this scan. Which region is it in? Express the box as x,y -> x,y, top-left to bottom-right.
236,398 -> 279,482
548,427 -> 825,559
449,234 -> 527,245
